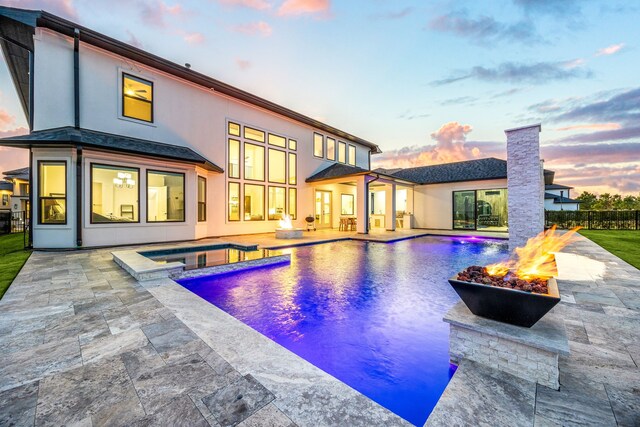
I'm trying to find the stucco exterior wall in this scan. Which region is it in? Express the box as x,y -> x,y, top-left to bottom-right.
413,179 -> 508,230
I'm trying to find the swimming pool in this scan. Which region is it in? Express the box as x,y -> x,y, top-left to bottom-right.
178,236 -> 508,425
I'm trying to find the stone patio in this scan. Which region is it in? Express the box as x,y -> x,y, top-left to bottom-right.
0,231 -> 638,426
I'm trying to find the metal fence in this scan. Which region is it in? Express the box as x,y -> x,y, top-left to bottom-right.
0,211 -> 28,234
545,210 -> 640,230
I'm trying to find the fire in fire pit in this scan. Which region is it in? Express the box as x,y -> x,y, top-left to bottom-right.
275,215 -> 303,239
456,226 -> 582,294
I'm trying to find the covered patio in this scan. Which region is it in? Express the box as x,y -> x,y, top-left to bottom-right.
305,164 -> 416,234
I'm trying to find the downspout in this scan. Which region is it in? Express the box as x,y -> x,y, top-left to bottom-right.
28,51 -> 34,131
74,29 -> 82,247
28,48 -> 35,248
28,149 -> 33,248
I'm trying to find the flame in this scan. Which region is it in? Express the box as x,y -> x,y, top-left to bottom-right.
278,215 -> 293,229
486,226 -> 582,280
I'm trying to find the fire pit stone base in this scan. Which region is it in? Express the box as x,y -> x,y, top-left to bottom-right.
275,228 -> 304,239
444,301 -> 569,390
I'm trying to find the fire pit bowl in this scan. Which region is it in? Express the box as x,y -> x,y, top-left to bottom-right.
448,276 -> 560,328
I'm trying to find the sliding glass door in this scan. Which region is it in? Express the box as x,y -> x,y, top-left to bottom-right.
453,191 -> 476,230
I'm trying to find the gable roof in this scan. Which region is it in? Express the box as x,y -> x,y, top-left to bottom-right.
0,6 -> 381,155
545,192 -> 582,203
3,166 -> 29,178
545,183 -> 573,190
0,127 -> 224,172
385,158 -> 509,184
306,163 -> 370,183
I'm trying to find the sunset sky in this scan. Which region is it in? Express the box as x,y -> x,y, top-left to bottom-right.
1,0 -> 639,195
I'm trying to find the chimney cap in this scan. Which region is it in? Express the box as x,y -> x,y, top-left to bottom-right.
504,123 -> 541,134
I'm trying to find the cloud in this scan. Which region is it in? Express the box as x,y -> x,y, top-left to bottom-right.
555,123 -> 621,132
555,126 -> 640,144
0,109 -> 15,130
431,60 -> 592,86
542,142 -> 640,164
3,0 -> 78,20
546,162 -> 640,194
125,30 -> 144,49
232,21 -> 273,37
490,88 -> 524,98
513,0 -> 582,17
440,96 -> 477,106
595,43 -> 625,56
236,59 -> 251,70
550,87 -> 640,124
428,11 -> 540,44
216,0 -> 271,10
371,7 -> 413,20
0,127 -> 29,175
182,31 -> 205,44
277,0 -> 331,17
139,1 -> 184,28
397,110 -> 430,121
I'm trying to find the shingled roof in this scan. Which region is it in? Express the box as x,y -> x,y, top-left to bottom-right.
385,158 -> 509,184
3,166 -> 29,178
306,163 -> 370,182
0,127 -> 223,172
545,192 -> 582,204
0,181 -> 12,191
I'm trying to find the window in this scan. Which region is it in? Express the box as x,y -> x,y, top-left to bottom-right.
228,122 -> 241,136
338,141 -> 346,163
268,149 -> 286,184
244,126 -> 265,143
268,133 -> 286,148
453,191 -> 476,230
341,194 -> 355,215
289,188 -> 297,220
228,182 -> 240,221
244,184 -> 264,221
453,189 -> 508,231
90,164 -> 139,223
313,133 -> 324,158
288,153 -> 297,185
228,139 -> 240,179
268,186 -> 286,220
244,143 -> 265,181
1,194 -> 7,206
348,145 -> 356,166
198,176 -> 206,222
38,161 -> 66,224
122,73 -> 153,122
327,137 -> 336,161
147,170 -> 185,222
289,139 -> 297,150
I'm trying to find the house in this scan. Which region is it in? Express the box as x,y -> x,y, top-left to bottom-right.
2,167 -> 30,214
0,7 -> 543,249
544,183 -> 581,211
0,181 -> 12,213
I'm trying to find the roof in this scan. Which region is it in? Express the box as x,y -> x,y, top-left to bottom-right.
545,192 -> 582,204
0,181 -> 12,191
0,127 -> 224,172
387,158 -> 509,184
3,166 -> 29,178
306,163 -> 370,183
0,6 -> 381,155
545,183 -> 573,190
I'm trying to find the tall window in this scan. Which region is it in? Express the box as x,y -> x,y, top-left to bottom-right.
288,153 -> 297,185
198,176 -> 206,222
244,143 -> 265,181
91,164 -> 139,223
244,184 -> 264,221
453,191 -> 476,230
228,182 -> 240,221
122,74 -> 153,122
1,194 -> 7,206
228,139 -> 240,179
38,161 -> 66,224
327,137 -> 336,161
341,194 -> 355,215
338,141 -> 346,163
453,189 -> 508,231
313,133 -> 324,158
268,186 -> 286,220
348,145 -> 356,166
147,170 -> 185,222
268,149 -> 286,184
289,188 -> 297,220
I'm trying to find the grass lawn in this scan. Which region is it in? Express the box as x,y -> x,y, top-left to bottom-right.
579,230 -> 640,270
0,233 -> 32,300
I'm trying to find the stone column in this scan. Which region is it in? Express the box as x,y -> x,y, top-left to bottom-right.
385,183 -> 396,231
505,124 -> 544,251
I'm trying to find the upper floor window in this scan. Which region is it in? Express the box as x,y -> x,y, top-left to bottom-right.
327,137 -> 336,161
313,133 -> 324,158
348,145 -> 356,166
122,74 -> 153,122
338,141 -> 346,163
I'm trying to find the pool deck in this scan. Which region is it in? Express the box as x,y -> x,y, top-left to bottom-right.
1,230 -> 638,426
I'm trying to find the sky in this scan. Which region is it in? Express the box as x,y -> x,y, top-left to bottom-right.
0,0 -> 639,195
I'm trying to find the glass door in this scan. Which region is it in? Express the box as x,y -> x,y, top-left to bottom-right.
315,190 -> 332,228
453,190 -> 476,229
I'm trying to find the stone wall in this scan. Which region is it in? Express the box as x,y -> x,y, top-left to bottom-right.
506,124 -> 544,251
449,325 -> 560,389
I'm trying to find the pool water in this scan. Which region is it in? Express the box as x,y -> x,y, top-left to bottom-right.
178,236 -> 508,425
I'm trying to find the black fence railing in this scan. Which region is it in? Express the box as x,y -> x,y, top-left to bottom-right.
545,210 -> 640,230
0,211 -> 28,235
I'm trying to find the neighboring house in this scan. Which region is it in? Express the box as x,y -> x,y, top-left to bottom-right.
0,7 -> 544,248
544,183 -> 581,211
0,181 -> 12,213
2,167 -> 30,214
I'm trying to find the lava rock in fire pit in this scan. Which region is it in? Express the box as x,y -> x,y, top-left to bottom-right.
456,265 -> 549,294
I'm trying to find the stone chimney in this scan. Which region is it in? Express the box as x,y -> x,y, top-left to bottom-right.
505,124 -> 544,251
